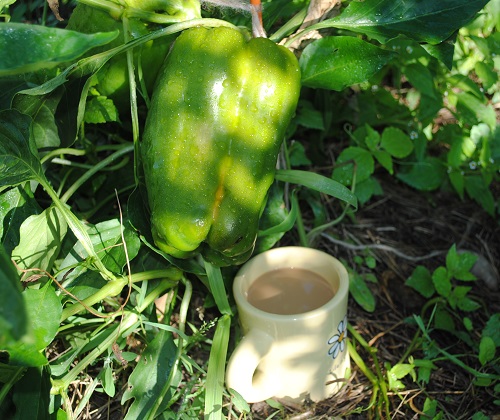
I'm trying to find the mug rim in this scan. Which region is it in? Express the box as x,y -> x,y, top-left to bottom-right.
233,246 -> 349,320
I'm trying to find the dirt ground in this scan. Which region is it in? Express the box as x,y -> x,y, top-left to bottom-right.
260,174 -> 500,419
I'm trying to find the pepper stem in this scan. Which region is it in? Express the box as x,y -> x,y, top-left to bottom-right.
250,0 -> 266,37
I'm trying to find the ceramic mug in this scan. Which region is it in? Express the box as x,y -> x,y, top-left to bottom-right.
226,246 -> 350,403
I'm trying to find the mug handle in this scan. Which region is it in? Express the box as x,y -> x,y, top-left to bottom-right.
225,328 -> 276,403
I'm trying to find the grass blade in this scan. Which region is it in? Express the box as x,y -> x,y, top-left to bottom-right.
204,314 -> 231,420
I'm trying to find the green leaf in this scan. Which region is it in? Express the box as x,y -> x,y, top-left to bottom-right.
0,23 -> 118,76
276,169 -> 358,210
456,295 -> 481,312
322,0 -> 489,44
475,61 -> 498,90
349,272 -> 376,312
289,142 -> 312,167
413,359 -> 437,384
121,330 -> 179,419
102,363 -> 116,397
397,157 -> 446,191
12,366 -> 52,420
300,36 -> 396,90
58,218 -> 140,283
482,314 -> 500,347
205,315 -> 231,420
0,109 -> 45,188
5,282 -> 62,367
354,176 -> 383,205
432,266 -> 451,298
381,127 -> 414,158
204,261 -> 232,316
464,175 -> 495,216
387,363 -> 415,391
257,185 -> 296,252
23,283 -> 62,351
422,34 -> 457,70
373,150 -> 393,174
365,125 -> 380,152
84,96 -> 120,124
448,171 -> 465,199
0,184 -> 41,255
11,206 -> 67,274
0,244 -> 27,348
478,336 -> 496,366
405,265 -> 435,298
331,146 -> 375,186
12,90 -> 63,150
229,388 -> 250,414
456,91 -> 497,130
294,100 -> 325,130
433,306 -> 455,332
446,245 -> 477,281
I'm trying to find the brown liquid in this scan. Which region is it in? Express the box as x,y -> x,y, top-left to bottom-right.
246,268 -> 335,315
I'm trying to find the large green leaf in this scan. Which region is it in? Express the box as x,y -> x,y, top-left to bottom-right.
396,157 -> 446,191
205,315 -> 231,420
322,0 -> 489,44
6,282 -> 62,367
121,330 -> 180,419
300,36 -> 396,90
23,283 -> 62,351
0,23 -> 118,76
13,90 -> 63,149
12,366 -> 52,420
11,206 -> 67,274
332,147 -> 375,186
0,109 -> 44,188
0,244 -> 27,348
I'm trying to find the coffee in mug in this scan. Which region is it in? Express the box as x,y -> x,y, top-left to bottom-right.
226,246 -> 350,403
246,268 -> 335,315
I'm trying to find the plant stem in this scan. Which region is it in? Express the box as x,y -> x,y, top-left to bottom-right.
60,144 -> 134,203
38,178 -> 115,280
60,269 -> 182,321
51,313 -> 139,395
348,325 -> 390,418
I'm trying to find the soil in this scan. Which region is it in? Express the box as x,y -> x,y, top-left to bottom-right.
256,173 -> 500,419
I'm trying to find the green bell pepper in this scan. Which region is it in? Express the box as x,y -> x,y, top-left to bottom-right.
142,26 -> 301,266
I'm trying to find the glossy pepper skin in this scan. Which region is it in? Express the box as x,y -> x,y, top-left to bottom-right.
142,26 -> 301,266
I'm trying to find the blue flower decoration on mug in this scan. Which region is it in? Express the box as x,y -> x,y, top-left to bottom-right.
327,315 -> 348,359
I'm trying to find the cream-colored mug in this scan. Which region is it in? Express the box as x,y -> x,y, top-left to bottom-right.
226,246 -> 350,403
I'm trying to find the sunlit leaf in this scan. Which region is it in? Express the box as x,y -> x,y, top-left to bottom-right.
11,206 -> 67,274
322,0 -> 489,44
300,36 -> 396,90
276,169 -> 357,209
0,23 -> 118,76
121,330 -> 180,419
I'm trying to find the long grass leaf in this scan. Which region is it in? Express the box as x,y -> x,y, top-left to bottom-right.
204,315 -> 231,420
275,169 -> 358,209
204,260 -> 232,315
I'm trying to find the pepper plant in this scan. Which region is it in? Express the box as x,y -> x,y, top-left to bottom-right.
0,0 -> 496,418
